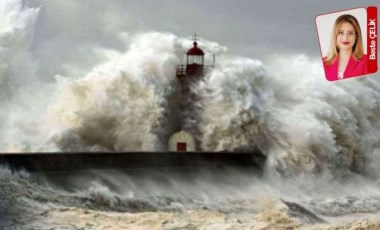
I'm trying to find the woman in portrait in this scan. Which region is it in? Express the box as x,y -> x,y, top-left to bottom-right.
323,14 -> 368,81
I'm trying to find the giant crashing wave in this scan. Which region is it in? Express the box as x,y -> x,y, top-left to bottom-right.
44,35 -> 380,176
0,0 -> 379,177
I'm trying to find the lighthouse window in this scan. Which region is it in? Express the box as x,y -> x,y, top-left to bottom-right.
188,55 -> 204,65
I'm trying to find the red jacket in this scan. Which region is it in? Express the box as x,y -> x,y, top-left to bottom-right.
323,55 -> 368,81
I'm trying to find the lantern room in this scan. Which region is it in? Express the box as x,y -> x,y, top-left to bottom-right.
176,34 -> 211,79
186,41 -> 204,65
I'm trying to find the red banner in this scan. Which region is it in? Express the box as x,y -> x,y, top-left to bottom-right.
367,6 -> 378,73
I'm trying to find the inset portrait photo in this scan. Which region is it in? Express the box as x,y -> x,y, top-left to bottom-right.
316,8 -> 372,81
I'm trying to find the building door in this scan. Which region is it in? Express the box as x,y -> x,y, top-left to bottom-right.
177,142 -> 187,151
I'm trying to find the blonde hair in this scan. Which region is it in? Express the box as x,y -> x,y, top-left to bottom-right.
325,14 -> 364,65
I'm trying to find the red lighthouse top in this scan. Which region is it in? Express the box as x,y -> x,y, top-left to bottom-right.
186,41 -> 204,55
176,33 -> 212,79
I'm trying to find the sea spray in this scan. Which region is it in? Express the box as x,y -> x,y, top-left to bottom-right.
0,0 -> 48,152
197,57 -> 266,152
0,0 -> 39,96
198,54 -> 380,176
45,33 -> 184,151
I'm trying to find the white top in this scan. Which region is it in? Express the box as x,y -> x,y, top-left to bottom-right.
338,71 -> 344,80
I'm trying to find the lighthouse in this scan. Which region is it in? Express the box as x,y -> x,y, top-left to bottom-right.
169,35 -> 214,152
176,36 -> 205,79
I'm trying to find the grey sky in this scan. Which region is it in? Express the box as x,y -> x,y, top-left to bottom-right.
108,0 -> 378,57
